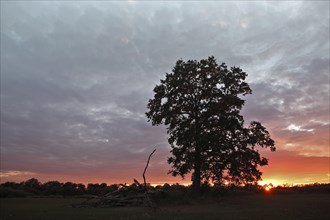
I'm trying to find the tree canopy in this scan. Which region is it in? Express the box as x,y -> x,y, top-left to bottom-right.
146,56 -> 275,191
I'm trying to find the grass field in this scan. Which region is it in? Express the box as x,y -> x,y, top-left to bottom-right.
1,193 -> 329,220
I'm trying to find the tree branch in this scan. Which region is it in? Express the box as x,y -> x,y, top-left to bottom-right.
143,149 -> 157,191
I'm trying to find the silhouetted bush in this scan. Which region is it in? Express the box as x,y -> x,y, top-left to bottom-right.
42,181 -> 63,195
272,183 -> 330,194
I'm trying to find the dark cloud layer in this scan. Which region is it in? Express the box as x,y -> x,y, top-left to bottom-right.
1,1 -> 329,184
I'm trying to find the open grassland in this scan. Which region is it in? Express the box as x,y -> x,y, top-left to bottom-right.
1,193 -> 329,220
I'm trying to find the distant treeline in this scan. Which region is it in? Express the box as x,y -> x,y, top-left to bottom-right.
0,178 -> 329,198
0,178 -> 119,197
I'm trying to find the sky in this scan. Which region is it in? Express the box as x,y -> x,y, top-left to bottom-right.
1,1 -> 329,186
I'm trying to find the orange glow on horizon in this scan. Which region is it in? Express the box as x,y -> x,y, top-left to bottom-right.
1,150 -> 329,186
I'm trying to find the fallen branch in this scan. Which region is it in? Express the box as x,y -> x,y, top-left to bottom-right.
73,148 -> 160,208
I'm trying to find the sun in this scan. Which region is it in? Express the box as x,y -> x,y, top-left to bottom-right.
263,183 -> 274,192
264,186 -> 272,191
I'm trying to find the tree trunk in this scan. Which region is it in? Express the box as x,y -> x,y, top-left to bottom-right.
192,162 -> 201,192
193,103 -> 202,193
193,117 -> 201,193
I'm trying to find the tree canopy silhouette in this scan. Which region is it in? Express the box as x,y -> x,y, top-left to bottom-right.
146,56 -> 275,191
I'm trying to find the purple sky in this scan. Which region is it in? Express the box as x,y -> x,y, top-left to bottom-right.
1,1 -> 329,185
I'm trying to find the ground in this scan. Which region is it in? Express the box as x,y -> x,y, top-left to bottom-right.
0,193 -> 329,220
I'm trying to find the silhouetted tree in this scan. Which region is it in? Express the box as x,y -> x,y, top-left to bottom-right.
24,178 -> 41,193
108,184 -> 119,192
42,181 -> 62,195
1,182 -> 21,189
77,183 -> 86,194
146,56 -> 275,192
62,182 -> 78,195
87,183 -> 104,195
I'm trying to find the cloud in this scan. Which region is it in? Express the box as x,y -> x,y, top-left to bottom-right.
1,1 -> 329,183
0,170 -> 37,178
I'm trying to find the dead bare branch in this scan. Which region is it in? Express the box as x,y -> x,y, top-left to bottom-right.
143,149 -> 156,191
73,148 -> 160,208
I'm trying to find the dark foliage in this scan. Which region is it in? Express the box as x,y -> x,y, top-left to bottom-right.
271,183 -> 330,194
146,56 -> 275,190
0,178 -> 118,197
1,178 -> 329,200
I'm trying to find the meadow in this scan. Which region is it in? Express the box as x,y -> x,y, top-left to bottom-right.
1,193 -> 329,220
